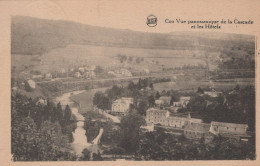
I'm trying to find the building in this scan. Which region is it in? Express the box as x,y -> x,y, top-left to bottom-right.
113,68 -> 132,77
204,90 -> 222,97
210,121 -> 248,136
146,108 -> 170,125
32,75 -> 43,79
155,96 -> 171,106
108,71 -> 116,77
74,72 -> 81,78
173,101 -> 182,107
36,98 -> 47,106
155,99 -> 164,105
145,108 -> 250,140
27,79 -> 36,89
141,124 -> 154,132
45,73 -> 52,80
78,67 -> 85,73
146,108 -> 202,129
184,122 -> 211,139
120,69 -> 132,77
165,116 -> 188,128
84,71 -> 95,79
171,96 -> 191,112
180,96 -> 191,108
144,68 -> 150,74
111,97 -> 133,114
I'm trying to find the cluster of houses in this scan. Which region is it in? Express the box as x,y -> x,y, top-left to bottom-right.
74,65 -> 96,79
31,72 -> 53,80
203,89 -> 222,97
30,65 -> 97,81
145,108 -> 250,140
110,95 -> 190,116
108,68 -> 132,77
155,96 -> 191,113
109,95 -> 250,141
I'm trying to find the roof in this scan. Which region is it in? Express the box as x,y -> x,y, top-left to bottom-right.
113,100 -> 131,105
211,121 -> 248,128
167,116 -> 187,121
180,96 -> 191,100
121,97 -> 133,101
147,108 -> 168,113
173,101 -> 182,104
190,118 -> 203,123
184,123 -> 211,132
159,96 -> 171,101
113,97 -> 133,103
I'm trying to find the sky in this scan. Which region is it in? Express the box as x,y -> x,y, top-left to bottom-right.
1,0 -> 259,35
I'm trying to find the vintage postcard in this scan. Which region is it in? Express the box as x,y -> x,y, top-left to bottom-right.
0,0 -> 259,165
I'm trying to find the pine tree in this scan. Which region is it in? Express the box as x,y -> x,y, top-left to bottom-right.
64,105 -> 72,123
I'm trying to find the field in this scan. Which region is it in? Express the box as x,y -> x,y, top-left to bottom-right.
153,78 -> 255,92
12,44 -> 210,74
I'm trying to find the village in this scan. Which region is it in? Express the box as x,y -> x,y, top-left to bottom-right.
107,88 -> 250,142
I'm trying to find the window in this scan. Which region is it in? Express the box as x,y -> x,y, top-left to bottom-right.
235,128 -> 236,131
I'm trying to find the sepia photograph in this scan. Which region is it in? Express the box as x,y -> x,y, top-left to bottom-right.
0,0 -> 259,165
10,15 -> 256,161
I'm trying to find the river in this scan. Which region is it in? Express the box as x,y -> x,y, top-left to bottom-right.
55,90 -> 102,156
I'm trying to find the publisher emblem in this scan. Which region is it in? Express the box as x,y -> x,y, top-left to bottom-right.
147,15 -> 157,27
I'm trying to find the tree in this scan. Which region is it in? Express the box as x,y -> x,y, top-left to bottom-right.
197,87 -> 204,94
128,57 -> 133,62
137,100 -> 148,115
234,84 -> 240,91
94,66 -> 104,74
11,93 -> 77,161
106,146 -> 126,159
170,95 -> 179,105
11,117 -> 75,161
56,102 -> 63,122
119,110 -> 145,153
149,83 -> 154,90
64,105 -> 72,123
107,85 -> 123,100
128,81 -> 136,91
148,95 -> 155,107
136,57 -> 141,63
80,148 -> 91,161
93,92 -> 110,110
24,81 -> 33,92
92,151 -> 103,161
155,91 -> 160,99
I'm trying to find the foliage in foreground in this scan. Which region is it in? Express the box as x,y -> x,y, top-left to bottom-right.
11,93 -> 77,161
136,130 -> 255,160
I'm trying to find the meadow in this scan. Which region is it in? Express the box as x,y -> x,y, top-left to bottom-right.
12,44 -> 210,74
153,78 -> 255,92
